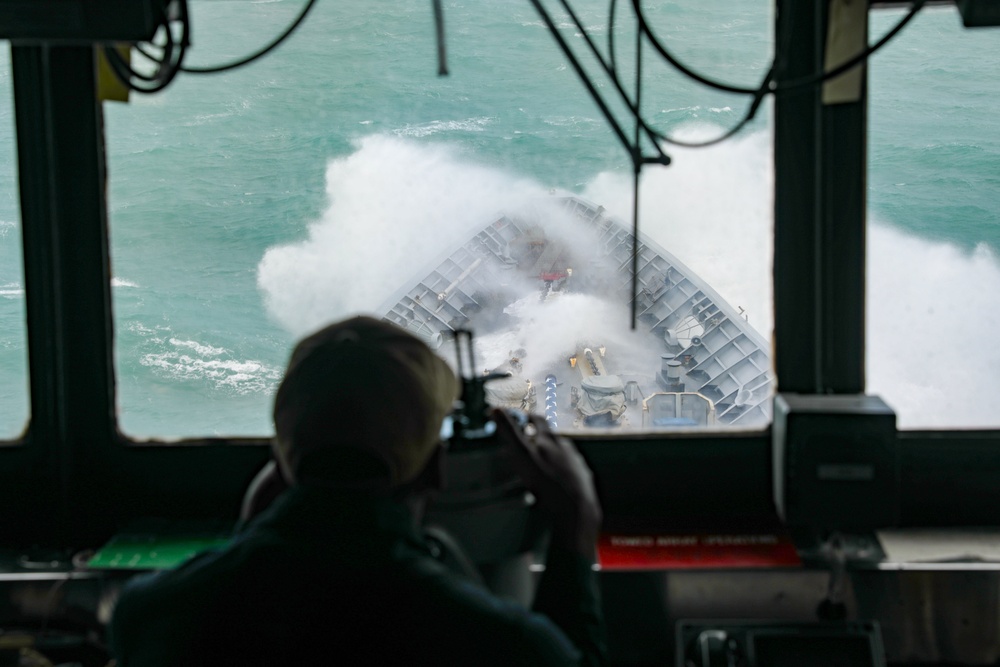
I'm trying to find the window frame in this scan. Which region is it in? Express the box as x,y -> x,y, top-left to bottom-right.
2,0 -> 998,548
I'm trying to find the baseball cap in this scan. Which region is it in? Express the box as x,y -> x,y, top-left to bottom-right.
272,316 -> 459,488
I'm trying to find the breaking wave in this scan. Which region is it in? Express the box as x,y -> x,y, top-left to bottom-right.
133,328 -> 283,395
393,117 -> 496,138
257,128 -> 999,429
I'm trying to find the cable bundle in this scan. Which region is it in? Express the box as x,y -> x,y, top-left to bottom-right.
102,0 -> 319,94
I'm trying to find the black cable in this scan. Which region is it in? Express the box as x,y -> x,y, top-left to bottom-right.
581,0 -> 767,151
595,0 -> 919,148
182,0 -> 319,74
585,0 -> 769,151
103,3 -> 188,95
105,45 -> 159,85
528,0 -> 664,165
654,105 -> 760,148
134,41 -> 166,67
539,0 -> 771,157
632,0 -> 761,95
555,0 -> 669,163
633,0 -> 924,98
433,0 -> 449,76
774,0 -> 926,92
630,15 -> 642,330
607,0 -> 619,75
120,28 -> 176,83
652,66 -> 773,149
109,45 -> 184,93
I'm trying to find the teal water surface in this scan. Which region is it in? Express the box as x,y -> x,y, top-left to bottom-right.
0,2 -> 996,436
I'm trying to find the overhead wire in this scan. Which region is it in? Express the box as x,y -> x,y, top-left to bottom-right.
607,0 -> 619,74
773,0 -> 927,92
103,0 -> 188,94
558,0 -> 672,162
555,0 -> 669,163
433,0 -> 449,76
541,0 -> 927,151
181,0 -> 319,74
629,0 -> 925,144
565,0 -> 771,150
653,69 -> 773,149
630,12 -> 643,330
106,0 -> 319,94
101,0 -> 929,332
631,0 -> 762,95
527,0 -> 668,167
633,0 -> 926,96
533,0 -> 925,326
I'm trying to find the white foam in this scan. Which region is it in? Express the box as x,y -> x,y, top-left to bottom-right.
867,225 -> 1000,429
257,134 -> 548,336
542,116 -> 601,128
661,106 -> 701,115
582,124 -> 774,337
0,281 -> 23,299
483,292 -> 665,381
256,127 -> 998,429
141,352 -> 282,394
168,338 -> 227,357
112,277 -> 139,288
392,117 -> 495,139
126,321 -> 158,336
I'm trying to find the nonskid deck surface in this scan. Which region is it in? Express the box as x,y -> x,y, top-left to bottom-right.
379,195 -> 772,431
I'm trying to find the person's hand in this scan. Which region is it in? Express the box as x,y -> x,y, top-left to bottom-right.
492,408 -> 602,560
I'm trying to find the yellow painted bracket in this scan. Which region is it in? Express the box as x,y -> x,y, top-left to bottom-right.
96,44 -> 130,103
823,0 -> 868,105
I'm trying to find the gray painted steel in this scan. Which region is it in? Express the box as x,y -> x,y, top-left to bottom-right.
379,195 -> 772,429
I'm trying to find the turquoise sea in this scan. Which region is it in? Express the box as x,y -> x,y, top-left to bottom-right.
0,1 -> 997,437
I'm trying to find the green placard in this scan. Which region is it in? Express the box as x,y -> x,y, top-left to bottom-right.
88,521 -> 234,570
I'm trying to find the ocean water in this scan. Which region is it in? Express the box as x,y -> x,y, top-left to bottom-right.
0,1 -> 997,437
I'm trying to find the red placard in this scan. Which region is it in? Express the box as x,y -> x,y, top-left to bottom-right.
598,531 -> 802,570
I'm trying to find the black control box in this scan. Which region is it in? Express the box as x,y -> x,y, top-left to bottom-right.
773,394 -> 898,531
677,620 -> 886,667
0,0 -> 167,42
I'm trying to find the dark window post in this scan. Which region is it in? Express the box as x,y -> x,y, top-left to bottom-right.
11,44 -> 116,543
774,0 -> 866,394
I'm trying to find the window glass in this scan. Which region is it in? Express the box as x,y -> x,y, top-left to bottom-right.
0,44 -> 29,440
106,0 -> 773,438
867,7 -> 1000,429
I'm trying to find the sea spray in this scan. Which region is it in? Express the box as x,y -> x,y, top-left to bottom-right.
259,129 -> 776,339
867,223 -> 1000,429
258,127 -> 1000,430
583,125 -> 774,338
469,293 -> 666,383
257,135 -> 549,336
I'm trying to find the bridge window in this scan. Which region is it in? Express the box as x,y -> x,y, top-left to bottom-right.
0,45 -> 29,440
105,1 -> 775,439
867,6 -> 1000,430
